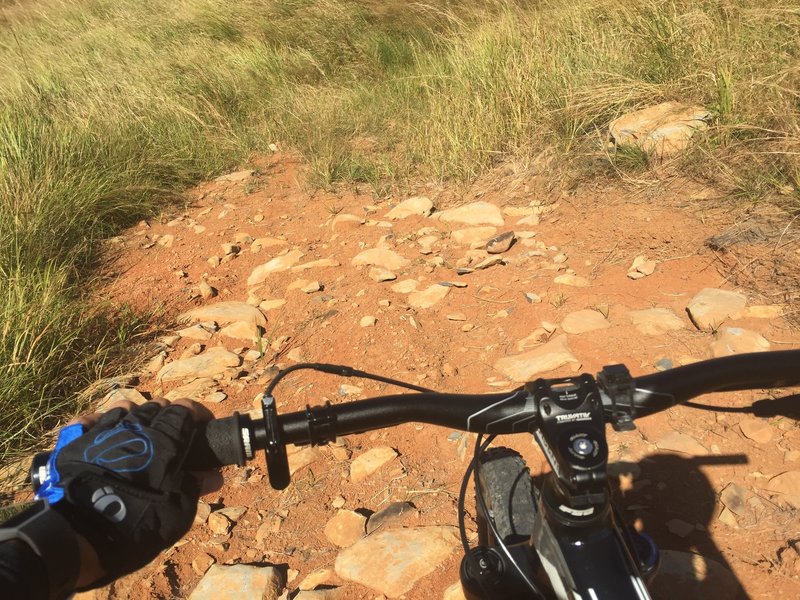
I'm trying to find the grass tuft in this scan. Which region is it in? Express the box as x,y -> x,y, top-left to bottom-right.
1,0 -> 799,463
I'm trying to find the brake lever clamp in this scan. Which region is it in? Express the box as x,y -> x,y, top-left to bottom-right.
527,375 -> 609,509
597,364 -> 637,432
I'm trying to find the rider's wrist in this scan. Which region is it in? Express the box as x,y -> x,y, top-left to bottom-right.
74,533 -> 105,589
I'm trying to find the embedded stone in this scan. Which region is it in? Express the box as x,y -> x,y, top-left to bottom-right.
493,335 -> 579,382
609,102 -> 711,157
560,309 -> 610,334
629,308 -> 685,335
408,284 -> 450,309
686,288 -> 747,331
324,510 -> 367,547
434,202 -> 504,226
214,169 -> 254,183
767,471 -> 800,508
247,250 -> 305,285
179,302 -> 267,328
157,348 -> 242,382
656,431 -> 707,455
369,267 -> 397,282
554,274 -> 590,287
739,418 -> 773,444
450,227 -> 498,246
331,214 -> 363,230
292,258 -> 340,271
392,279 -> 419,294
350,447 -> 398,483
710,327 -> 770,357
385,197 -> 434,219
218,320 -> 261,343
334,526 -> 459,597
351,249 -> 410,271
188,564 -> 283,600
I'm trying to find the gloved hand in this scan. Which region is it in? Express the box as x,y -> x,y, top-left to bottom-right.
36,399 -> 218,589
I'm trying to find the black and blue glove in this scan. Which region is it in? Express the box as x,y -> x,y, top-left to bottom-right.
36,401 -> 203,588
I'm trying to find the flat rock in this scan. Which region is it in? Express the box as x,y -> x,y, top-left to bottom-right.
656,431 -> 707,455
385,197 -> 433,219
739,418 -> 773,444
334,526 -> 459,598
189,564 -> 283,600
97,388 -> 147,411
767,471 -> 800,508
486,231 -> 516,254
710,327 -> 770,357
665,518 -> 695,538
351,248 -> 410,271
292,258 -> 340,271
651,550 -> 740,599
176,324 -> 214,340
247,250 -> 305,285
434,202 -> 504,226
331,214 -> 363,230
493,335 -> 579,382
408,284 -> 450,309
369,267 -> 397,282
741,305 -> 783,319
214,169 -> 254,183
686,288 -> 746,331
179,301 -> 267,328
157,347 -> 241,382
218,320 -> 261,343
251,237 -> 286,252
299,568 -> 336,591
391,279 -> 419,294
609,102 -> 711,157
324,510 -> 367,547
259,299 -> 287,311
366,502 -> 416,534
720,482 -> 749,517
561,309 -> 610,334
474,256 -> 504,270
553,274 -> 590,287
287,445 -> 321,475
164,378 -> 219,402
450,226 -> 498,246
295,590 -> 341,600
350,447 -> 398,483
629,308 -> 685,335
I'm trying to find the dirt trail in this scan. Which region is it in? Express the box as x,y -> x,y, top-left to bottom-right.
87,154 -> 800,599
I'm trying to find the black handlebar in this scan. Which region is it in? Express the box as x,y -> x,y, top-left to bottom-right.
183,350 -> 800,472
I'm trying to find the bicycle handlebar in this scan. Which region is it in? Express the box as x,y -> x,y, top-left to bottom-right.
184,350 -> 800,471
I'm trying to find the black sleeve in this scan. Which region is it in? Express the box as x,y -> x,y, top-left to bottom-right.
0,540 -> 50,600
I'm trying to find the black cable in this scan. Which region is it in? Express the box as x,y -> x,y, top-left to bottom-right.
458,434 -> 544,598
472,438 -> 544,597
264,362 -> 438,398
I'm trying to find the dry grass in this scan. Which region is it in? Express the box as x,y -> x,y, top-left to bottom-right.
0,0 -> 798,462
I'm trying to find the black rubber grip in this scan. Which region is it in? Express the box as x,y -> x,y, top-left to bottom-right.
185,414 -> 247,470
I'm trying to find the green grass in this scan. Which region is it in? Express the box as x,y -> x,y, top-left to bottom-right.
1,0 -> 799,464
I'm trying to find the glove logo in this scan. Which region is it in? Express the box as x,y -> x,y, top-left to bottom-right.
91,486 -> 127,523
84,422 -> 154,473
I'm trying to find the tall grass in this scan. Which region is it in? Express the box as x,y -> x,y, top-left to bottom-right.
0,0 -> 798,463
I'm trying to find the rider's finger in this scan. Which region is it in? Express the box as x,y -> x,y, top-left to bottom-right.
168,398 -> 215,423
68,399 -> 137,428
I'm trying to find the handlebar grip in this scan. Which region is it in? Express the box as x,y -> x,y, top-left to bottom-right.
185,413 -> 248,470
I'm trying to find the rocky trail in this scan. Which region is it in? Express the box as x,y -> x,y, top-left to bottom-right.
80,152 -> 799,600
